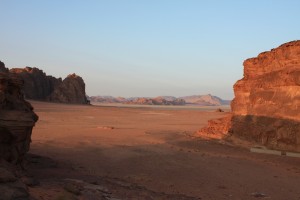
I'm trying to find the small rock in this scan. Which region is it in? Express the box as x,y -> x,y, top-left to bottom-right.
251,192 -> 267,198
216,108 -> 224,112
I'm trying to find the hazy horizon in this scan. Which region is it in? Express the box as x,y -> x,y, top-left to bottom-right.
1,0 -> 300,99
89,93 -> 233,100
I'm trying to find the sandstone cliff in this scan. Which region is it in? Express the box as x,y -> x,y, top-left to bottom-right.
231,40 -> 300,151
199,40 -> 300,152
10,67 -> 88,104
49,73 -> 88,104
10,67 -> 61,100
0,61 -> 39,199
0,65 -> 38,164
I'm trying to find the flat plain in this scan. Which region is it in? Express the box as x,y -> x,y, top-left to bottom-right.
28,101 -> 300,200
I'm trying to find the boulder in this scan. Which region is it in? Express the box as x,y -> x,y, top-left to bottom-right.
0,161 -> 29,200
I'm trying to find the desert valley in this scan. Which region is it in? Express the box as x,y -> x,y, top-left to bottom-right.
1,1 -> 300,200
1,40 -> 300,200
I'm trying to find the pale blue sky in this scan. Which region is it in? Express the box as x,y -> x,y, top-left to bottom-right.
0,0 -> 299,99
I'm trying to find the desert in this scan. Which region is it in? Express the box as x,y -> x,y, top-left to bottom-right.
1,1 -> 300,200
1,40 -> 300,200
24,101 -> 299,200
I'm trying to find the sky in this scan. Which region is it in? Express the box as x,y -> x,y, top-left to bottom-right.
0,0 -> 299,99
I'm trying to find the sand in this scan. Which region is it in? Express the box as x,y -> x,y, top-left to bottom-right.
27,101 -> 300,200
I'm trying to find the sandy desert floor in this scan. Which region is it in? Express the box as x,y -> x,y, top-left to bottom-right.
26,101 -> 300,200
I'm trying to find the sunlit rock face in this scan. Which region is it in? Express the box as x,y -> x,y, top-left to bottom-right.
231,41 -> 300,151
198,41 -> 300,152
0,62 -> 38,164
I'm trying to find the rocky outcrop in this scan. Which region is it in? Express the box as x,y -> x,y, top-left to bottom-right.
0,61 -> 8,73
0,61 -> 38,199
198,114 -> 232,139
0,65 -> 38,164
10,67 -> 88,104
230,40 -> 300,151
10,67 -> 61,101
199,40 -> 300,152
49,73 -> 88,104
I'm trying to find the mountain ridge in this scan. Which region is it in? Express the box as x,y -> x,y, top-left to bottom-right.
89,94 -> 231,106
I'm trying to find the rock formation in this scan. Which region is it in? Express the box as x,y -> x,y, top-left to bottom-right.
10,67 -> 88,104
0,61 -> 39,199
0,65 -> 38,163
199,40 -> 300,152
0,61 -> 9,73
49,73 -> 88,104
10,67 -> 61,101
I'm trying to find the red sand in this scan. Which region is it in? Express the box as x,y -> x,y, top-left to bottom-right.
28,101 -> 300,200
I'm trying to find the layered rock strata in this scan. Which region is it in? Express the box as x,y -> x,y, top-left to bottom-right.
0,64 -> 38,164
199,40 -> 300,152
0,61 -> 39,199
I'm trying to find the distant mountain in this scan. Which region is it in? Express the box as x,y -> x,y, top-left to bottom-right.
156,96 -> 178,101
90,94 -> 230,106
89,96 -> 127,103
180,94 -> 231,106
125,97 -> 185,105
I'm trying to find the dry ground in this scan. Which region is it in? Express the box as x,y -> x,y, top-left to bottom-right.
27,101 -> 300,200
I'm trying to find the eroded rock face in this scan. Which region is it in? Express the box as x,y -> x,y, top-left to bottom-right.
231,41 -> 300,151
10,67 -> 88,104
0,64 -> 38,164
10,67 -> 62,101
199,41 -> 300,152
49,73 -> 88,104
0,62 -> 38,199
